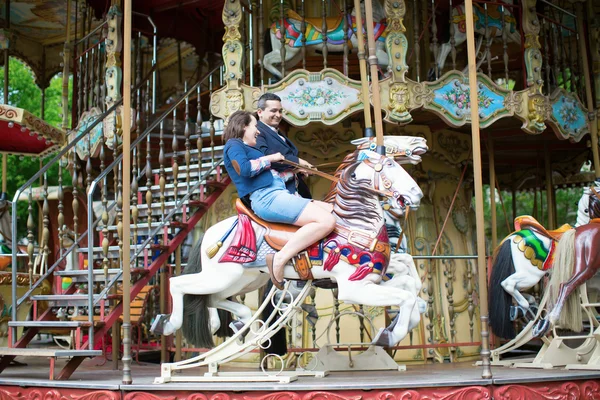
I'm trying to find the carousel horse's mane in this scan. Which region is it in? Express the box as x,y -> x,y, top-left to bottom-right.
328,162 -> 382,229
589,187 -> 600,220
324,150 -> 360,204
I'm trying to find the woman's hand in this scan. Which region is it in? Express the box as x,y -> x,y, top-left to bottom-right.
266,152 -> 285,163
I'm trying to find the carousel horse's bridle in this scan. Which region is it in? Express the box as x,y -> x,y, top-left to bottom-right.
281,154 -> 407,208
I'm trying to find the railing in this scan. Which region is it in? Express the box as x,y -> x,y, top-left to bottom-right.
82,62 -> 224,347
9,64 -> 157,345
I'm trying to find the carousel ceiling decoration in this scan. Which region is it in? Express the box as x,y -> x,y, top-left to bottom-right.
0,105 -> 65,157
267,69 -> 364,126
547,89 -> 589,142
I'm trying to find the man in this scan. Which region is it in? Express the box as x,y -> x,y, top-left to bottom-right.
255,93 -> 313,198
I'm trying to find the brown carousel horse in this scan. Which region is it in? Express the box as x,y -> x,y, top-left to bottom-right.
532,187 -> 600,337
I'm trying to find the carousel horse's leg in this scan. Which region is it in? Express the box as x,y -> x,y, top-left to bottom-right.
336,279 -> 418,347
209,307 -> 221,335
157,262 -> 246,336
209,297 -> 254,334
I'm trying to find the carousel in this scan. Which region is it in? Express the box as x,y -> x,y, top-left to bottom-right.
0,0 -> 598,398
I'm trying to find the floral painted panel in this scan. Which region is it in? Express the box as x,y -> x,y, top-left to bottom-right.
279,77 -> 361,121
432,79 -> 506,122
550,94 -> 587,140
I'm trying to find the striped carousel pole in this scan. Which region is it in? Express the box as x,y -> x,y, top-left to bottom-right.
354,0 -> 374,138
464,0 -> 492,379
364,0 -> 385,153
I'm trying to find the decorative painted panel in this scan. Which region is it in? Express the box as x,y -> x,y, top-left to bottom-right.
547,89 -> 589,142
265,69 -> 363,126
421,71 -> 516,128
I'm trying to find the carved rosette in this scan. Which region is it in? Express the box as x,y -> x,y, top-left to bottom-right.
522,0 -> 543,89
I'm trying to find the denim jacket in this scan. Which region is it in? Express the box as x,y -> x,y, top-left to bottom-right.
224,138 -> 273,198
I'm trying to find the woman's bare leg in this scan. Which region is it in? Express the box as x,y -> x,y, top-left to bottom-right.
271,202 -> 336,282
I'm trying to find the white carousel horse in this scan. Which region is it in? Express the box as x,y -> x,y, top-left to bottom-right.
263,0 -> 389,78
488,182 -> 600,339
203,135 -> 429,339
151,149 -> 423,348
435,0 -> 520,75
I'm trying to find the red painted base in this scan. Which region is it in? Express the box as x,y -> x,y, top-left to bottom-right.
1,380 -> 599,400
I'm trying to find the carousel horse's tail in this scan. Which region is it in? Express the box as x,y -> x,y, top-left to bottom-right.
181,234 -> 217,348
489,239 -> 517,339
549,228 -> 583,332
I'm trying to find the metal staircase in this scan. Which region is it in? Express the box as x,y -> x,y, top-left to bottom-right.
0,63 -> 229,380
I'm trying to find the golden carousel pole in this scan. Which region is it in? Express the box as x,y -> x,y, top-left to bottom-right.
364,0 -> 384,152
121,0 -> 133,385
464,0 -> 492,379
353,0 -> 374,137
2,0 -> 10,195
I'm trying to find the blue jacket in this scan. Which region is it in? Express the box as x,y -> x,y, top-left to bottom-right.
224,139 -> 273,198
255,120 -> 300,194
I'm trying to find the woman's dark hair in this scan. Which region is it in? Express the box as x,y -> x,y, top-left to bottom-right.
223,111 -> 254,142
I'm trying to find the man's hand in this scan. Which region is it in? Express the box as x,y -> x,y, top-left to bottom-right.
298,158 -> 314,169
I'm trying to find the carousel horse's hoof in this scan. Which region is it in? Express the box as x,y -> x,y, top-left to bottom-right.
150,314 -> 170,336
266,254 -> 285,290
532,318 -> 550,338
372,327 -> 393,347
510,305 -> 527,321
229,320 -> 249,338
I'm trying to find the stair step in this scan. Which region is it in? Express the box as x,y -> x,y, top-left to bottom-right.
137,180 -> 214,193
30,294 -> 120,306
8,320 -> 100,328
94,221 -> 187,234
55,268 -> 147,282
0,348 -> 102,358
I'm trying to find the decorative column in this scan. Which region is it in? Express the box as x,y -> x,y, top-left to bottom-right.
104,5 -> 123,150
210,0 -> 261,120
522,0 -> 547,135
384,0 -> 412,124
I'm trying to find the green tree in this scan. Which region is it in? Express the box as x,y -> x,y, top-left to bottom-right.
0,57 -> 73,238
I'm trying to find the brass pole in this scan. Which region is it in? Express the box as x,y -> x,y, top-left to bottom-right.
364,0 -> 384,153
577,3 -> 600,179
353,0 -> 373,137
488,136 -> 497,248
544,141 -> 555,229
175,245 -> 182,362
464,0 -> 492,379
121,0 -> 133,385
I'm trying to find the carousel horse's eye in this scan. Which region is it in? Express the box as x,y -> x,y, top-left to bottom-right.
351,173 -> 356,179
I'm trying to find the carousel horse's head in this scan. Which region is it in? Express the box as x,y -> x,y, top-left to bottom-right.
354,149 -> 423,214
351,136 -> 429,165
576,182 -> 600,227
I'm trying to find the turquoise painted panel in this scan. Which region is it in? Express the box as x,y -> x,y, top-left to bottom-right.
551,94 -> 587,138
432,79 -> 505,121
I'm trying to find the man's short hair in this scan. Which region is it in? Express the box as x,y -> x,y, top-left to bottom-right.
257,93 -> 282,110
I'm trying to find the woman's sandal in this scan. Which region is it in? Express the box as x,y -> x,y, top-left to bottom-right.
266,253 -> 285,290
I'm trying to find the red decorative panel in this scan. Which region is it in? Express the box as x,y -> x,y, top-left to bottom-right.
0,386 -> 120,400
493,380 -> 600,400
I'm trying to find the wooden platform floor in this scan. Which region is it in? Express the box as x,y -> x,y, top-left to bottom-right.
0,356 -> 599,392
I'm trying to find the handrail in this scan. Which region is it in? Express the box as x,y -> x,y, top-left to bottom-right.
84,61 -> 223,347
10,64 -> 157,345
74,21 -> 108,47
90,159 -> 226,308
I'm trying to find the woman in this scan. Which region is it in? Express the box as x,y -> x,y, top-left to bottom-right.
223,111 -> 336,289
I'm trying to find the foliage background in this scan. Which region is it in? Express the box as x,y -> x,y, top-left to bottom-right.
0,58 -> 73,238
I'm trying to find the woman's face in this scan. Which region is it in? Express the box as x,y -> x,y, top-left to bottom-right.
242,116 -> 259,147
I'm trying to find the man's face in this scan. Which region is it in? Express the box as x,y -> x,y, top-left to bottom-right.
258,100 -> 283,129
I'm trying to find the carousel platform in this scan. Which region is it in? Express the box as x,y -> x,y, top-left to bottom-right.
0,356 -> 598,399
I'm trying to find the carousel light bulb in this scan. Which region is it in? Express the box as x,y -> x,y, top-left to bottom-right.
29,131 -> 35,136
20,127 -> 26,133
7,122 -> 14,128
37,136 -> 43,141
